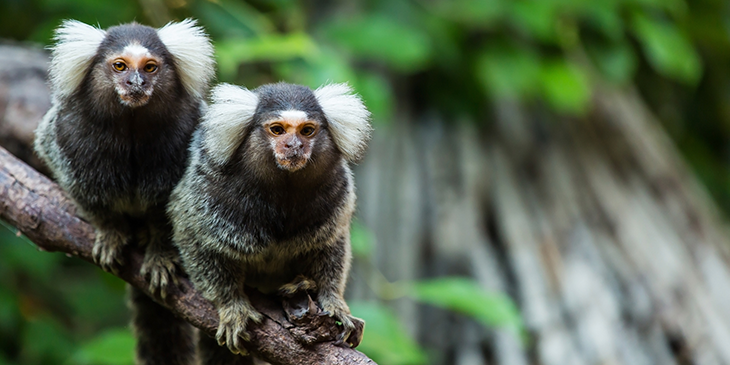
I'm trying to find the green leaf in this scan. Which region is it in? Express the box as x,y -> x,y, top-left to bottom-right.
586,41 -> 637,84
20,316 -> 74,364
274,46 -> 357,87
583,2 -> 624,41
350,220 -> 375,258
0,223 -> 61,282
631,12 -> 702,84
476,42 -> 542,99
0,288 -> 20,334
216,33 -> 319,81
68,328 -> 135,365
353,71 -> 394,123
432,0 -> 506,28
408,277 -> 524,333
349,302 -> 428,365
0,351 -> 13,365
539,59 -> 592,114
624,0 -> 688,17
64,274 -> 127,327
322,15 -> 432,72
509,0 -> 558,42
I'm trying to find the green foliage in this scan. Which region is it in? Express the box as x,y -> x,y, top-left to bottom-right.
350,223 -> 524,361
2,0 -> 730,363
322,15 -> 433,73
631,12 -> 702,84
539,59 -> 592,114
350,220 -> 375,258
476,42 -> 542,100
408,278 -> 524,334
349,302 -> 428,365
67,329 -> 135,365
216,33 -> 318,80
20,316 -> 74,364
0,222 -> 127,365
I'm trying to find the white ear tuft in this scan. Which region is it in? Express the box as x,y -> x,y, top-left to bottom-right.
202,83 -> 259,164
49,20 -> 106,99
157,18 -> 215,99
314,83 -> 372,163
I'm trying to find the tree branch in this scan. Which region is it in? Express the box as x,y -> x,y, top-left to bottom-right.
0,145 -> 375,365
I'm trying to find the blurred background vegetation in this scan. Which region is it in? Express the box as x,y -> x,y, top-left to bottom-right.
2,0 -> 730,364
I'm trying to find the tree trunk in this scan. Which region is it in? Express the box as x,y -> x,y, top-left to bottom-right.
353,88 -> 730,364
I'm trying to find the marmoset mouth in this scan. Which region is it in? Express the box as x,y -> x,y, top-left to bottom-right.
276,156 -> 308,172
118,91 -> 151,107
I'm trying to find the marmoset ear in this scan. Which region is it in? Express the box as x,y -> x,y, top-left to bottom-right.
48,20 -> 107,99
314,83 -> 372,163
156,18 -> 215,99
201,83 -> 260,165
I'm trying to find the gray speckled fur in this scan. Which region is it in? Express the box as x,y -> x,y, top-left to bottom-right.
35,19 -> 214,365
168,82 -> 370,360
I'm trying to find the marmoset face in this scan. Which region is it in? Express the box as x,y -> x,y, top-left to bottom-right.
262,110 -> 321,171
106,43 -> 164,108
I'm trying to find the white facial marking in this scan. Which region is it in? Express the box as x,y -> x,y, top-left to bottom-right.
279,110 -> 307,121
122,43 -> 152,58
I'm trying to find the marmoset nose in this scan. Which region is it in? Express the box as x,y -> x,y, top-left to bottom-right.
126,73 -> 146,86
284,137 -> 302,149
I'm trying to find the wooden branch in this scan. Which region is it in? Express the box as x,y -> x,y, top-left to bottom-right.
0,145 -> 374,365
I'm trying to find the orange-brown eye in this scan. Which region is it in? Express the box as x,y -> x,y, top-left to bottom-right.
144,63 -> 158,73
270,125 -> 285,135
300,126 -> 316,136
112,62 -> 127,71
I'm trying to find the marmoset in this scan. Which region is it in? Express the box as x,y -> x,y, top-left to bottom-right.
168,82 -> 371,360
34,19 -> 215,365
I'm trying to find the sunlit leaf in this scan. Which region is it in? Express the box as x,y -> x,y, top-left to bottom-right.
408,277 -> 523,333
322,15 -> 432,72
631,12 -> 702,84
350,302 -> 428,365
216,33 -> 318,81
539,59 -> 592,114
68,328 -> 135,365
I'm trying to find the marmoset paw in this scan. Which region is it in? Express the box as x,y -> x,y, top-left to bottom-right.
320,297 -> 365,348
140,251 -> 179,298
92,229 -> 126,274
279,275 -> 318,297
332,312 -> 365,348
216,301 -> 264,355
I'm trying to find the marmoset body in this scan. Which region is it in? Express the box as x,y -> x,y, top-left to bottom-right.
168,82 -> 371,360
34,19 -> 215,365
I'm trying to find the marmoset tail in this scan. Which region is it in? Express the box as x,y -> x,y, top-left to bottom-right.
168,82 -> 371,361
34,19 -> 215,365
